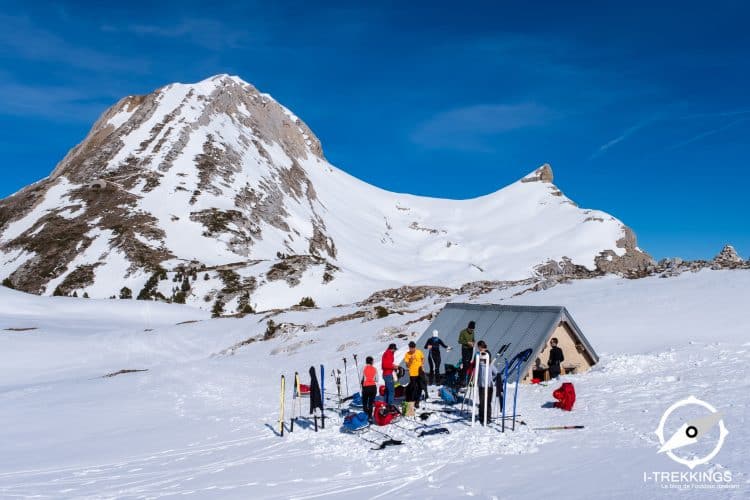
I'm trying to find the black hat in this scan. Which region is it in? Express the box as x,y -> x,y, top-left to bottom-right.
468,321 -> 476,329
388,343 -> 397,350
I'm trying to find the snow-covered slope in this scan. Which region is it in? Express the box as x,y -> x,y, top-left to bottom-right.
0,269 -> 747,498
0,75 -> 651,310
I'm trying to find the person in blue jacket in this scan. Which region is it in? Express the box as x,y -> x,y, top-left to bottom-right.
424,329 -> 451,385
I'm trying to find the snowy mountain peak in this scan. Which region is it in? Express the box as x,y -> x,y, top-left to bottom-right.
0,75 -> 652,310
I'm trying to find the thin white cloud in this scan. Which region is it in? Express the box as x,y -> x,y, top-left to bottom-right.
666,117 -> 748,151
411,103 -> 555,152
590,119 -> 652,160
591,110 -> 750,159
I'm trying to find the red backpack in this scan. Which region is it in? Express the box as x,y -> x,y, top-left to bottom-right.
553,382 -> 576,411
373,401 -> 401,426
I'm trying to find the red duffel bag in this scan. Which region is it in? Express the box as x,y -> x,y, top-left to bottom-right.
553,382 -> 576,411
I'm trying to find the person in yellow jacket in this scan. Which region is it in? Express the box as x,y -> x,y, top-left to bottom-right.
404,341 -> 425,411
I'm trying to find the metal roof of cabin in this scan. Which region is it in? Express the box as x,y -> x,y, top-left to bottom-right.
415,303 -> 598,376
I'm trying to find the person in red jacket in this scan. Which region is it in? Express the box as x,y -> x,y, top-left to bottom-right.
361,356 -> 378,420
381,343 -> 398,405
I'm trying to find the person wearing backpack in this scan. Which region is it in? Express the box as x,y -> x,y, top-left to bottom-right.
424,329 -> 451,385
404,341 -> 425,413
458,321 -> 476,384
476,340 -> 497,426
361,356 -> 378,420
381,343 -> 398,405
547,337 -> 565,379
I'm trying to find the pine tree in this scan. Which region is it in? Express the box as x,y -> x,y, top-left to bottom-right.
181,277 -> 191,292
1,277 -> 14,289
120,287 -> 133,299
211,298 -> 225,318
174,291 -> 186,304
264,320 -> 279,340
53,286 -> 64,297
298,296 -> 316,308
83,292 -> 90,298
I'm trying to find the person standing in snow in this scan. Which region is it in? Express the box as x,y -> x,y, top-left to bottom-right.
361,356 -> 378,420
458,321 -> 476,384
381,343 -> 398,405
404,341 -> 425,412
424,329 -> 451,385
476,340 -> 497,426
547,337 -> 565,379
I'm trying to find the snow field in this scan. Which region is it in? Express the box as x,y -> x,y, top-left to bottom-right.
0,270 -> 747,498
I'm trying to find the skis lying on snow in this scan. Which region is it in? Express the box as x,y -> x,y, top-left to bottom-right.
532,425 -> 584,431
391,418 -> 450,437
417,427 -> 450,437
343,425 -> 403,450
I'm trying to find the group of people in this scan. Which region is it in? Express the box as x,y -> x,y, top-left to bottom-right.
356,321 -> 566,423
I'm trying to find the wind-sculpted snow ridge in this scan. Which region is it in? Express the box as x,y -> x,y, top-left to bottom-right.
0,74 -> 653,310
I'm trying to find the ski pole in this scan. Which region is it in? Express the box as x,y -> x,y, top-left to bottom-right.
279,375 -> 285,437
502,359 -> 515,432
320,364 -> 325,429
343,357 -> 350,396
353,354 -> 361,389
512,360 -> 522,431
482,353 -> 489,426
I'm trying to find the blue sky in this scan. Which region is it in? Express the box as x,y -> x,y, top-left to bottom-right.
1,1 -> 748,260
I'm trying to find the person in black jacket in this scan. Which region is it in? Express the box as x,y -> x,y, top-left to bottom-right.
424,329 -> 451,385
547,337 -> 565,379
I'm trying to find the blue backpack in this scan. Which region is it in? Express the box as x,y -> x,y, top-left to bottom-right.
350,392 -> 363,407
342,411 -> 370,432
439,387 -> 457,405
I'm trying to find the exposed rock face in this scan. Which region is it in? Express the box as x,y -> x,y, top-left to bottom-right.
622,244 -> 749,280
520,163 -> 554,183
536,257 -> 599,279
714,244 -> 743,266
594,227 -> 654,275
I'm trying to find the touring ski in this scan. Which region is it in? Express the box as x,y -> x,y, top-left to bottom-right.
532,425 -> 584,431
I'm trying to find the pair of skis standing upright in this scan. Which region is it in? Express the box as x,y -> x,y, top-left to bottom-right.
279,354 -> 364,437
465,344 -> 532,431
279,365 -> 326,437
